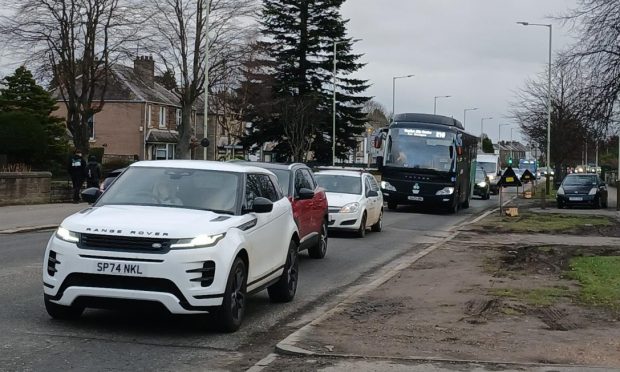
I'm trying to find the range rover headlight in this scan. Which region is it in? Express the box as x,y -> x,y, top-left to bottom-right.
171,233 -> 225,249
380,181 -> 396,192
55,226 -> 80,243
436,187 -> 455,196
339,202 -> 360,213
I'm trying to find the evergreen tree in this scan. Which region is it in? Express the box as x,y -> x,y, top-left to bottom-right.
482,137 -> 494,154
0,67 -> 69,168
155,69 -> 178,91
243,0 -> 370,162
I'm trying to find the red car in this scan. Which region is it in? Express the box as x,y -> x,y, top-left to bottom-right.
241,162 -> 329,258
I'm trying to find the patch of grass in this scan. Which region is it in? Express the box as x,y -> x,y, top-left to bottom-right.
479,212 -> 613,233
566,256 -> 620,311
489,287 -> 573,307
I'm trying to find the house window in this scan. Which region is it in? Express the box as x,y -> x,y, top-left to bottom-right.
152,144 -> 175,160
176,109 -> 182,128
159,106 -> 167,128
87,115 -> 95,139
147,104 -> 152,128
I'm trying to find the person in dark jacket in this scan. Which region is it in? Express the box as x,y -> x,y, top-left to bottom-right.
86,155 -> 102,188
67,150 -> 86,203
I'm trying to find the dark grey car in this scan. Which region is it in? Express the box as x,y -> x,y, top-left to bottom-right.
557,173 -> 607,209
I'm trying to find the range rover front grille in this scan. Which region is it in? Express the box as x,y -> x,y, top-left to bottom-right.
79,234 -> 173,252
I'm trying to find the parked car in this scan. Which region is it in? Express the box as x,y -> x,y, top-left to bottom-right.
99,167 -> 126,191
44,160 -> 300,332
557,173 -> 608,209
236,162 -> 329,259
314,170 -> 383,238
473,167 -> 491,199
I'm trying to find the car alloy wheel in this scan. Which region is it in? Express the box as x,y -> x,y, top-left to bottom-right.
308,221 -> 328,259
371,210 -> 383,232
357,213 -> 367,238
216,257 -> 247,332
268,240 -> 299,302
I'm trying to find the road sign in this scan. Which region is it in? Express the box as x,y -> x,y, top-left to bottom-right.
498,166 -> 522,187
521,169 -> 534,184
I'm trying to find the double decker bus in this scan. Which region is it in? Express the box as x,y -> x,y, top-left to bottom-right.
375,113 -> 478,213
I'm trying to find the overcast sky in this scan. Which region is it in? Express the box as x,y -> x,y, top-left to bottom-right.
341,0 -> 578,144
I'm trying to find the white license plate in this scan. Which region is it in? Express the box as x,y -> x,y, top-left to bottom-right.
569,197 -> 583,201
408,196 -> 424,201
95,261 -> 144,276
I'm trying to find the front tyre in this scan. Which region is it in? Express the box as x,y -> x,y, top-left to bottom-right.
356,213 -> 367,238
215,257 -> 247,332
268,240 -> 299,303
44,295 -> 83,320
308,221 -> 328,259
371,210 -> 383,232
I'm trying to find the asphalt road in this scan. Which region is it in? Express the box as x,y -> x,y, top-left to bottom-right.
0,196 -> 498,372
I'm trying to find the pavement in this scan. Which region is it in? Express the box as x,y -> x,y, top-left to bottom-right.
0,202 -> 87,234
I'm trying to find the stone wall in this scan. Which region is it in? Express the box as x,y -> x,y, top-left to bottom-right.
50,180 -> 73,203
0,172 -> 52,206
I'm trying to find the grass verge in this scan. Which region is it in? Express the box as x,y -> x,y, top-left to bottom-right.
478,212 -> 613,233
489,286 -> 573,307
567,256 -> 620,312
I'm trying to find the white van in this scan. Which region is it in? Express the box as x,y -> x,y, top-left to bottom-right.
476,154 -> 501,194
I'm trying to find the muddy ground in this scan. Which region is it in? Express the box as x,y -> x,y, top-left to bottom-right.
299,231 -> 620,367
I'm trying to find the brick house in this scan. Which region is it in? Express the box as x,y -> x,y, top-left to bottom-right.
53,56 -> 217,162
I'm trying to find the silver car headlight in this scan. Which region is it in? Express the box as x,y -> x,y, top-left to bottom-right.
380,181 -> 396,192
339,202 -> 360,214
588,187 -> 597,196
55,226 -> 80,243
557,187 -> 565,195
171,233 -> 225,249
477,181 -> 487,187
435,187 -> 455,196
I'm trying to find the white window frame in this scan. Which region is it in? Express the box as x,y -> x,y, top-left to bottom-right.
176,108 -> 182,128
152,143 -> 176,160
147,104 -> 152,128
159,106 -> 167,128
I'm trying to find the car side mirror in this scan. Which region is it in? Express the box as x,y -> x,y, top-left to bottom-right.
367,190 -> 379,197
297,188 -> 314,200
81,187 -> 102,204
373,135 -> 383,149
251,197 -> 273,213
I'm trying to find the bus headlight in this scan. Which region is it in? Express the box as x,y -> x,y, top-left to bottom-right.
380,181 -> 396,192
436,187 -> 455,195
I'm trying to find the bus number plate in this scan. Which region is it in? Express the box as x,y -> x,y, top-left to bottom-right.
408,196 -> 424,201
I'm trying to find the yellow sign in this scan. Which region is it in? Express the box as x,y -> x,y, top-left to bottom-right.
506,177 -> 514,182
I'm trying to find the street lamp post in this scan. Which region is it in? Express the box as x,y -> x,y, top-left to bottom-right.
480,117 -> 493,137
332,40 -> 341,166
518,21 -> 552,195
433,95 -> 451,115
392,74 -> 414,117
463,107 -> 478,128
510,127 -> 516,161
203,0 -> 211,161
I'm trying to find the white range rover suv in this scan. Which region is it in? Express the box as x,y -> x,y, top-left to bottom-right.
43,160 -> 300,332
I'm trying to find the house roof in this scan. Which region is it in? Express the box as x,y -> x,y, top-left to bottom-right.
52,64 -> 180,107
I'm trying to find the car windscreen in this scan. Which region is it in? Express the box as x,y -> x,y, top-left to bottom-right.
475,169 -> 486,182
265,168 -> 291,195
95,167 -> 241,214
563,175 -> 597,186
478,162 -> 496,174
314,174 -> 362,195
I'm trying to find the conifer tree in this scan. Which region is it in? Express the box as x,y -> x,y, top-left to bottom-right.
243,0 -> 370,163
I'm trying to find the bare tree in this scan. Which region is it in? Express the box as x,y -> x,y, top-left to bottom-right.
510,62 -> 603,171
0,0 -> 144,153
363,100 -> 390,130
280,94 -> 320,162
558,0 -> 620,124
146,0 -> 257,159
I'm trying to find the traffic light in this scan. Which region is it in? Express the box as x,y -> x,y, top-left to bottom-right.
508,158 -> 513,166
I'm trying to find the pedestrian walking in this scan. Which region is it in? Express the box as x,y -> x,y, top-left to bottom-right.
67,149 -> 86,203
86,155 -> 102,188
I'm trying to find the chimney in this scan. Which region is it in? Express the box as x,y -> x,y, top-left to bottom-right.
134,56 -> 155,87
